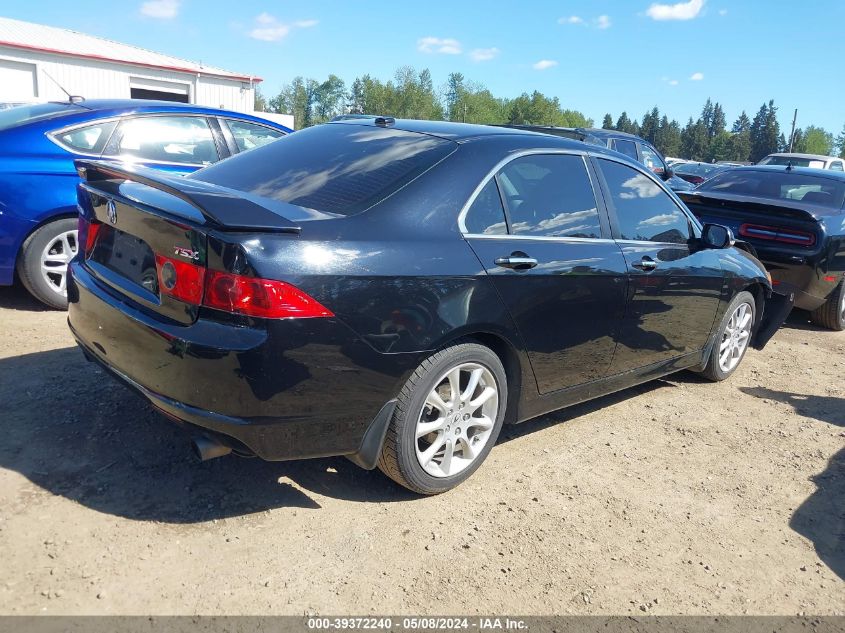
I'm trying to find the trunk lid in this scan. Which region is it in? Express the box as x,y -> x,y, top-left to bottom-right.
75,160 -> 302,325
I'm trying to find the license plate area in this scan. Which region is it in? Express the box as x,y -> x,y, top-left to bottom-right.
90,225 -> 159,297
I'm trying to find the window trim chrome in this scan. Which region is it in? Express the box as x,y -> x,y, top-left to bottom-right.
457,148 -> 606,240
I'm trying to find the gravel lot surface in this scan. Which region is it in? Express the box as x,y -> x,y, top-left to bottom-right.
0,284 -> 842,615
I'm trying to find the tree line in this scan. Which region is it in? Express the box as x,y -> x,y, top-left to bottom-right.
603,99 -> 845,163
256,68 -> 845,162
256,67 -> 592,131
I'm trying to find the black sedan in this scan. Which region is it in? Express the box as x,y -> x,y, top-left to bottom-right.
67,119 -> 789,494
678,166 -> 845,330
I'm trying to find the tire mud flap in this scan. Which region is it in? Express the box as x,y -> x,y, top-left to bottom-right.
752,290 -> 794,351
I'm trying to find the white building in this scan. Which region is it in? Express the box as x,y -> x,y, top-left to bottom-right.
0,16 -> 266,116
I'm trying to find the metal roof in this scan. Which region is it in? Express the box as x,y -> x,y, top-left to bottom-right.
0,16 -> 261,83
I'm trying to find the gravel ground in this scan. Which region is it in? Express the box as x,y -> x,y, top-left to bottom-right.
0,284 -> 842,615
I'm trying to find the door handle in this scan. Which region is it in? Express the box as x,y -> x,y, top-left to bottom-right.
494,255 -> 538,270
632,257 -> 657,271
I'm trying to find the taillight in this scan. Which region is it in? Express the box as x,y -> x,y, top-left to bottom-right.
688,176 -> 704,184
77,215 -> 101,257
203,270 -> 333,319
739,223 -> 816,247
155,254 -> 205,304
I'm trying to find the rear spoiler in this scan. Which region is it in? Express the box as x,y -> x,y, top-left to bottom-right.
74,159 -> 301,234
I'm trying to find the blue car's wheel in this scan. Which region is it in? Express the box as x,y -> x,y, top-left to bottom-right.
16,218 -> 78,310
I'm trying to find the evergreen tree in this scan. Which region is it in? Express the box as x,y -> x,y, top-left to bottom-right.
615,112 -> 633,134
729,112 -> 752,162
640,106 -> 660,144
700,99 -> 714,138
602,113 -> 614,129
711,103 -> 727,139
750,101 -> 780,162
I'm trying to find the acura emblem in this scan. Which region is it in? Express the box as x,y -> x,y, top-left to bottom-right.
106,199 -> 117,224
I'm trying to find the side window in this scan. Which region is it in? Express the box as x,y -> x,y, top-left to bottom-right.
612,138 -> 638,161
107,116 -> 218,165
830,161 -> 844,172
225,119 -> 285,152
464,179 -> 508,235
598,159 -> 690,244
639,144 -> 665,176
497,154 -> 602,238
53,121 -> 117,154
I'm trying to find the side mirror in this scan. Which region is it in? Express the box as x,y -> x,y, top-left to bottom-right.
663,167 -> 674,180
701,223 -> 735,249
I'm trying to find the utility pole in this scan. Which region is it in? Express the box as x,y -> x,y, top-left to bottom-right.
788,109 -> 798,152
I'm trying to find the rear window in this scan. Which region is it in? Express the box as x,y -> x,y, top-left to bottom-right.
760,156 -> 827,169
699,170 -> 845,209
191,123 -> 456,216
0,102 -> 84,131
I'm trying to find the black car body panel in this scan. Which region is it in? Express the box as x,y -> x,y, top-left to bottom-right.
68,119 -> 781,466
678,166 -> 845,311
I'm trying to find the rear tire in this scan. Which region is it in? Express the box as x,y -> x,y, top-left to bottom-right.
378,343 -> 507,495
697,291 -> 756,382
810,281 -> 845,331
16,218 -> 78,310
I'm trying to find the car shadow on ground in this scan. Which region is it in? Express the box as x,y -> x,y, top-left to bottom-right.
740,386 -> 844,581
0,346 -> 675,522
789,448 -> 845,581
739,387 -> 844,427
0,284 -> 53,312
0,347 -> 420,523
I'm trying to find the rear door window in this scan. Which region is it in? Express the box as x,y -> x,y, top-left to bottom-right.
598,159 -> 691,244
464,179 -> 508,235
496,154 -> 602,238
106,116 -> 219,165
192,123 -> 456,216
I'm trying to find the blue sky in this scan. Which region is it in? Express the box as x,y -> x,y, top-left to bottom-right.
5,0 -> 845,134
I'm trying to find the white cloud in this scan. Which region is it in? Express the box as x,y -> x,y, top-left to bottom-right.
417,36 -> 462,55
595,15 -> 612,29
248,13 -> 316,41
533,59 -> 558,70
646,0 -> 705,21
669,79 -> 679,85
558,15 -> 584,24
140,0 -> 180,19
469,47 -> 500,62
690,71 -> 704,80
718,8 -> 728,15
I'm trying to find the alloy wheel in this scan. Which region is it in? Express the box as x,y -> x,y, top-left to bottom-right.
40,230 -> 78,298
718,302 -> 752,373
415,362 -> 499,478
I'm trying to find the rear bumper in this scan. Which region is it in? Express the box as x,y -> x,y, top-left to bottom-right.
759,256 -> 840,311
67,261 -> 416,463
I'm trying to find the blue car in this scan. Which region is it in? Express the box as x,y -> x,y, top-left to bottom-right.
0,99 -> 291,308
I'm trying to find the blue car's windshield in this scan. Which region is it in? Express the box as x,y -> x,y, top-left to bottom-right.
0,103 -> 84,132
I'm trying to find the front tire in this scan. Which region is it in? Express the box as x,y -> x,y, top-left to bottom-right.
16,218 -> 78,310
697,291 -> 755,382
810,281 -> 845,331
378,343 -> 507,495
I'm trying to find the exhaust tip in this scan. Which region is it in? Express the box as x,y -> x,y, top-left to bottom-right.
192,435 -> 232,461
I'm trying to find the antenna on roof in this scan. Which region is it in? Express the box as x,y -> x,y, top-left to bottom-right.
41,69 -> 85,104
